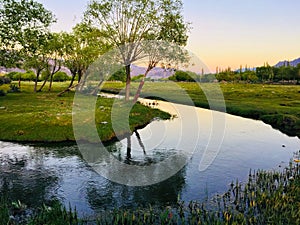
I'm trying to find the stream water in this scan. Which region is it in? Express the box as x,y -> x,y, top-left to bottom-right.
0,100 -> 299,216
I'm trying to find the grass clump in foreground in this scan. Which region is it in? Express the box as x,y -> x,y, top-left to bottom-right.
0,82 -> 170,143
1,153 -> 299,225
102,82 -> 300,137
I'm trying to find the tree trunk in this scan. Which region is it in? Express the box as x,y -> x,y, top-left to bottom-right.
48,61 -> 61,92
57,83 -> 78,97
57,71 -> 77,96
132,79 -> 145,104
48,73 -> 54,91
90,80 -> 104,96
68,72 -> 77,88
34,69 -> 42,93
125,64 -> 131,101
132,67 -> 152,104
37,73 -> 49,92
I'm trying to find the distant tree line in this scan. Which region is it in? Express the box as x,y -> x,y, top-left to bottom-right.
167,63 -> 300,84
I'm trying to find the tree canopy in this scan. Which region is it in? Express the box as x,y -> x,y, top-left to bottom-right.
84,0 -> 190,100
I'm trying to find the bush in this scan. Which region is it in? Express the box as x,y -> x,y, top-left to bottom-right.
5,71 -> 19,80
41,70 -> 50,81
22,70 -> 36,81
53,71 -> 70,82
6,71 -> 36,81
0,76 -> 11,85
109,68 -> 126,82
131,74 -> 144,82
168,70 -> 197,82
0,89 -> 6,96
8,84 -> 20,93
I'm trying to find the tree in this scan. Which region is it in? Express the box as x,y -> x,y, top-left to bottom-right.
0,0 -> 56,92
37,33 -> 64,92
84,0 -> 190,101
22,31 -> 52,92
0,0 -> 55,68
58,23 -> 109,96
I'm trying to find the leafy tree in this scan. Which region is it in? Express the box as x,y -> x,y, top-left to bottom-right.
0,0 -> 56,68
0,0 -> 56,92
256,63 -> 273,82
58,23 -> 109,96
37,33 -> 64,92
85,0 -> 190,101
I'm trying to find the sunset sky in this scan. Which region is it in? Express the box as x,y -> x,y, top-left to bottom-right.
37,0 -> 300,72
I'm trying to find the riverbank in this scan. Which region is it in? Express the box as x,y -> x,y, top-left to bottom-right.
0,82 -> 170,143
102,82 -> 300,138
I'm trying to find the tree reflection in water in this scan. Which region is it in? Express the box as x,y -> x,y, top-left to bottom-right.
86,130 -> 187,210
0,153 -> 59,208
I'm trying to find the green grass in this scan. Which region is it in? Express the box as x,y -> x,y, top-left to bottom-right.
0,82 -> 170,143
102,82 -> 300,137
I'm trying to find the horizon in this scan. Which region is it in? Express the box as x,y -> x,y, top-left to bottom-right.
36,0 -> 300,72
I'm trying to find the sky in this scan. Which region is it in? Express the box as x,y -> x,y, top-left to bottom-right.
36,0 -> 300,72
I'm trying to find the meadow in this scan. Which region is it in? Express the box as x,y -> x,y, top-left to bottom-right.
0,82 -> 170,143
102,82 -> 300,137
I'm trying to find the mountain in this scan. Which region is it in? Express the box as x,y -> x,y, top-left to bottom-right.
131,64 -> 175,79
274,57 -> 300,67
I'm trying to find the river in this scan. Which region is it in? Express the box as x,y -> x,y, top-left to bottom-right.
0,99 -> 299,216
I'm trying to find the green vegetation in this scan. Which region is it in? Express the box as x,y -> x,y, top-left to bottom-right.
102,82 -> 300,137
0,82 -> 170,143
214,63 -> 300,83
1,153 -> 299,224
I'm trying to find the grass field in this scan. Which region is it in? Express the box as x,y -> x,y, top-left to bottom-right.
102,82 -> 300,137
0,82 -> 170,142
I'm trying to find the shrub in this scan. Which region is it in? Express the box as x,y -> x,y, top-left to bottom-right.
0,76 -> 11,85
5,71 -> 19,80
8,84 -> 20,93
22,70 -> 36,81
53,71 -> 70,82
131,74 -> 144,82
109,68 -> 126,82
41,70 -> 50,81
0,89 -> 6,96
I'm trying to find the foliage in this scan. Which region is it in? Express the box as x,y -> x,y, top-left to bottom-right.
0,89 -> 6,96
59,23 -> 109,91
8,84 -> 21,93
84,0 -> 190,101
0,0 -> 56,68
53,71 -> 70,82
108,68 -> 127,82
6,71 -> 37,81
28,201 -> 79,225
213,64 -> 300,83
169,70 -> 199,82
0,75 -> 11,85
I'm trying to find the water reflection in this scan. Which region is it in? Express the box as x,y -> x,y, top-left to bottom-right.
0,144 -> 59,208
86,167 -> 186,211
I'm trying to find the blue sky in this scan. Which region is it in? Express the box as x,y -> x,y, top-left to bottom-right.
36,0 -> 300,72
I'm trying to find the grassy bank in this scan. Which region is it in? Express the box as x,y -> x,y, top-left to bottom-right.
1,153 -> 299,224
0,82 -> 170,143
102,82 -> 300,137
